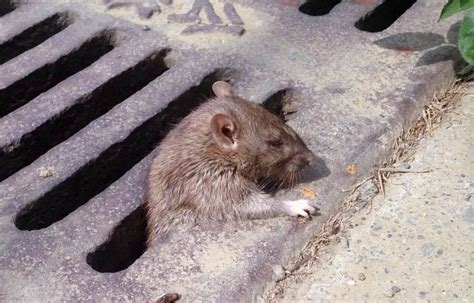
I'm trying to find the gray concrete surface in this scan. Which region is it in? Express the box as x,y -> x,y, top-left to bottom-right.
0,0 -> 465,301
276,84 -> 474,302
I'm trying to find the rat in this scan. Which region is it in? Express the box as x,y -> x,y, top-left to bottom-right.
145,81 -> 317,247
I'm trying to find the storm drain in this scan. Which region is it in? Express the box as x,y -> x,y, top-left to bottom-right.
0,48 -> 170,182
299,0 -> 417,32
0,12 -> 73,65
299,0 -> 342,16
0,0 -> 458,302
355,0 -> 417,32
14,70 -> 226,231
0,0 -> 16,17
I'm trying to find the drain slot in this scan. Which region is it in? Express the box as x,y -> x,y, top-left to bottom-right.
0,30 -> 116,118
0,0 -> 16,17
0,49 -> 171,182
14,70 -> 230,231
0,13 -> 73,65
262,89 -> 298,122
355,0 -> 417,32
86,205 -> 147,273
298,0 -> 341,16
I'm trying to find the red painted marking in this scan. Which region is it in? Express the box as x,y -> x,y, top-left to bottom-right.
394,46 -> 413,52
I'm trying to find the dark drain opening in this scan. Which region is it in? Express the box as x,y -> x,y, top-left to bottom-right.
355,0 -> 417,33
0,49 -> 171,182
0,30 -> 116,118
86,205 -> 147,273
0,12 -> 73,65
14,70 -> 231,231
0,0 -> 16,17
85,86 -> 294,273
262,89 -> 298,122
298,0 -> 341,16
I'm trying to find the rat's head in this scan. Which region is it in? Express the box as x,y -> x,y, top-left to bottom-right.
209,81 -> 316,187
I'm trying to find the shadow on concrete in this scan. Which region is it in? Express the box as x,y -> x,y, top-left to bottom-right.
261,154 -> 330,196
373,22 -> 468,74
300,155 -> 330,183
374,32 -> 445,51
447,21 -> 461,44
416,45 -> 465,73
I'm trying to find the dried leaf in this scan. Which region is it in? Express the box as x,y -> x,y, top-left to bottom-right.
299,187 -> 317,198
38,166 -> 55,178
346,163 -> 356,175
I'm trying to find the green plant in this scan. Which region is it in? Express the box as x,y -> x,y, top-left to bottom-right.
440,0 -> 474,66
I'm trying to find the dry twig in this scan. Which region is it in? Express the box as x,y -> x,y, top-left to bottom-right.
378,168 -> 432,173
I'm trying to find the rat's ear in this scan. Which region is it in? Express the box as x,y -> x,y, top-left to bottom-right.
210,113 -> 239,150
212,81 -> 235,98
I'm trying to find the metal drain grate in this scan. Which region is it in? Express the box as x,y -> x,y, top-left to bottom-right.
0,12 -> 72,65
299,0 -> 418,32
0,0 -> 459,301
0,0 -> 16,17
0,49 -> 170,182
14,70 -> 227,231
0,30 -> 115,118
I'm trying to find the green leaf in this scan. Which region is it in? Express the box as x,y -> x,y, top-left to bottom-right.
440,0 -> 474,20
459,8 -> 474,64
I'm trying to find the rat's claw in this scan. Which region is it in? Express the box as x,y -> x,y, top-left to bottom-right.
283,199 -> 316,217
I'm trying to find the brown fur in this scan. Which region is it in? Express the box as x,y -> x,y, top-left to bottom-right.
145,82 -> 315,247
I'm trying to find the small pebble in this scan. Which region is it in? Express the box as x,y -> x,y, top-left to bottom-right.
142,25 -> 151,31
344,237 -> 350,248
383,289 -> 394,298
358,273 -> 366,281
38,166 -> 55,178
395,162 -> 411,169
392,286 -> 401,293
371,223 -> 382,231
421,242 -> 436,256
287,51 -> 298,61
347,279 -> 355,286
272,265 -> 286,282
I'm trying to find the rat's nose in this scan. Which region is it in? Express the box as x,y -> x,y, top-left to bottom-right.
302,150 -> 316,166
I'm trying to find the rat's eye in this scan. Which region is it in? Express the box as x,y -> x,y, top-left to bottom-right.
267,139 -> 283,148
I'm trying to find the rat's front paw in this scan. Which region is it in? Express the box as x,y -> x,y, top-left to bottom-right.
283,199 -> 316,218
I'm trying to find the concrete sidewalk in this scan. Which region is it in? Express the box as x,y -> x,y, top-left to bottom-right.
273,83 -> 474,302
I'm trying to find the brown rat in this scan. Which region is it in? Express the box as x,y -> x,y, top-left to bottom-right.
145,81 -> 316,247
